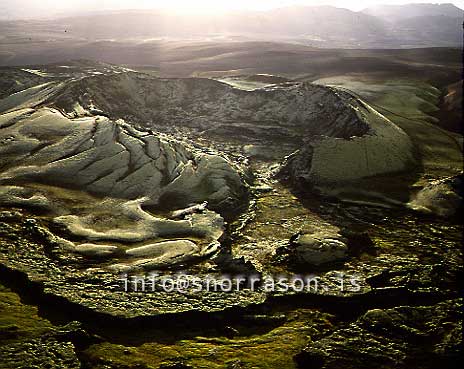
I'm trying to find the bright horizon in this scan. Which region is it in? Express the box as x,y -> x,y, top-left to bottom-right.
0,0 -> 463,18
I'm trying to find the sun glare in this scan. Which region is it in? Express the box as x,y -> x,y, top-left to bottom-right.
150,0 -> 322,13
157,0 -> 246,13
145,0 -> 464,13
148,0 -> 389,14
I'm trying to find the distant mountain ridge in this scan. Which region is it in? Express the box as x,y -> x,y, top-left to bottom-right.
362,3 -> 463,21
362,3 -> 463,46
0,3 -> 462,48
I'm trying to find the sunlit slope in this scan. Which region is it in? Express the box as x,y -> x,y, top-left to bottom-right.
314,76 -> 463,181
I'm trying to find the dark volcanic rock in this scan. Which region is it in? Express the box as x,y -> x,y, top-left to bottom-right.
0,321 -> 92,369
2,208 -> 459,319
340,228 -> 378,257
0,210 -> 267,318
294,299 -> 463,369
0,337 -> 80,369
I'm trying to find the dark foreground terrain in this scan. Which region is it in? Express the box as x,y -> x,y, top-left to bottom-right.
0,44 -> 462,368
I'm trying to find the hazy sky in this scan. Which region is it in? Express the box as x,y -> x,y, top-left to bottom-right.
1,0 -> 463,18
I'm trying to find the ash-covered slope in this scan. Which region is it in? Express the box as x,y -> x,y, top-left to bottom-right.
0,69 -> 419,201
0,105 -> 247,288
279,99 -> 417,192
0,107 -> 245,212
32,72 -> 416,189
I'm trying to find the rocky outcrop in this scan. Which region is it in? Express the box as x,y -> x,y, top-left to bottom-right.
408,173 -> 463,217
294,299 -> 462,369
292,234 -> 348,267
0,336 -> 81,369
281,230 -> 349,268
